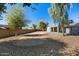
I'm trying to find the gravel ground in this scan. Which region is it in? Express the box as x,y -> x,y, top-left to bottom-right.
0,38 -> 65,56
0,31 -> 79,56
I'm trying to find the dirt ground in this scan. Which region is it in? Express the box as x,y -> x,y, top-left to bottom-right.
0,31 -> 79,56
17,31 -> 79,48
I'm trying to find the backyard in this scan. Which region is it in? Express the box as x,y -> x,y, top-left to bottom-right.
0,3 -> 79,56
0,31 -> 79,56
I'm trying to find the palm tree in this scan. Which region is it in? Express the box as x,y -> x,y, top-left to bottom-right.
48,3 -> 71,36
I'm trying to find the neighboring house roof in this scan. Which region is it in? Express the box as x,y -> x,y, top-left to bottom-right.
0,24 -> 8,27
49,22 -> 79,28
48,25 -> 58,28
66,22 -> 79,27
22,26 -> 32,29
70,23 -> 79,26
0,24 -> 9,29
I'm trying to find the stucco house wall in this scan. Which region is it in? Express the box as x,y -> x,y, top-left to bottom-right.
65,23 -> 79,35
47,23 -> 79,35
70,27 -> 79,35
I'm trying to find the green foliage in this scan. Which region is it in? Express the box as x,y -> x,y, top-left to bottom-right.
23,3 -> 31,7
6,5 -> 30,30
69,20 -> 74,24
0,3 -> 6,17
0,3 -> 6,13
0,3 -> 35,14
0,3 -> 32,16
49,3 -> 70,27
49,3 -> 70,35
0,3 -> 32,21
32,24 -> 37,29
37,21 -> 48,31
46,21 -> 48,27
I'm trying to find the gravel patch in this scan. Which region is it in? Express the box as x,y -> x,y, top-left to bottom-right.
1,31 -> 79,56
0,38 -> 65,56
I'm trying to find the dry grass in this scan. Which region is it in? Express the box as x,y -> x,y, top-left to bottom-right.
0,32 -> 79,56
59,47 -> 79,56
0,38 -> 16,43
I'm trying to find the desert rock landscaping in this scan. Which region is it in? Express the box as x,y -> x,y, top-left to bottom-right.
0,31 -> 79,56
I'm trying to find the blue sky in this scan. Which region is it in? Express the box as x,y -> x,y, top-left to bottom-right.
0,3 -> 79,27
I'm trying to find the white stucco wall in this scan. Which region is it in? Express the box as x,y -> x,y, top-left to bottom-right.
66,28 -> 70,34
47,27 -> 51,32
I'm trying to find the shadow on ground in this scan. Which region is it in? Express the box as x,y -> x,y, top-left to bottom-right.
24,33 -> 48,36
66,33 -> 79,36
0,38 -> 66,56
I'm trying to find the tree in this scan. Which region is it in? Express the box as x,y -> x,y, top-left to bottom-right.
49,3 -> 70,36
6,5 -> 30,36
37,21 -> 48,31
0,3 -> 6,20
0,3 -> 36,14
37,21 -> 44,31
0,3 -> 36,20
45,21 -> 49,30
0,3 -> 6,14
32,24 -> 37,29
69,20 -> 74,24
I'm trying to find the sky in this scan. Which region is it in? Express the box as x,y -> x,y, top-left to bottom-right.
0,3 -> 79,27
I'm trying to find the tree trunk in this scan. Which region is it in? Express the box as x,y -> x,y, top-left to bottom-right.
57,26 -> 59,33
15,29 -> 18,36
61,27 -> 64,36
